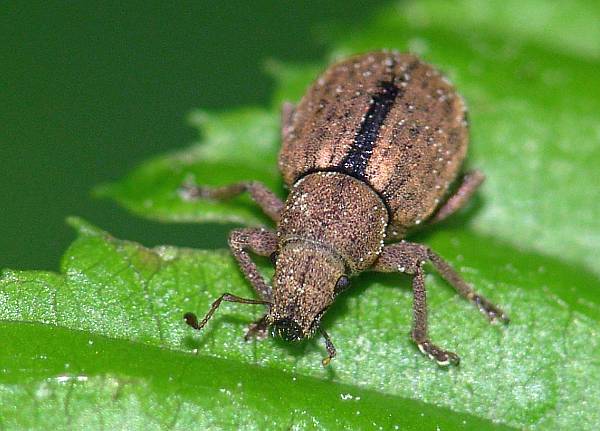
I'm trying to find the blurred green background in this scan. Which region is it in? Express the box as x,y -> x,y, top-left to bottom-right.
1,1 -> 389,270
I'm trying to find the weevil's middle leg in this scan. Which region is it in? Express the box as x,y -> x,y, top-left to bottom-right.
179,180 -> 284,223
429,170 -> 485,224
427,250 -> 509,323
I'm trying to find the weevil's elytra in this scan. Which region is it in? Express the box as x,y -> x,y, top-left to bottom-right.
181,51 -> 508,367
279,52 -> 468,238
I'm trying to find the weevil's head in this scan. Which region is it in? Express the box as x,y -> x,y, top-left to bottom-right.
267,241 -> 350,341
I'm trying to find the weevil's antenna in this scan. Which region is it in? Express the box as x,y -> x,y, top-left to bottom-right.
319,328 -> 337,366
184,293 -> 271,331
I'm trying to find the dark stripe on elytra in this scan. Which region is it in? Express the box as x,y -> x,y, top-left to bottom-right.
340,81 -> 401,179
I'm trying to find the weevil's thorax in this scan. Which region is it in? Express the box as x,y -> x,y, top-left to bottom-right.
277,171 -> 389,273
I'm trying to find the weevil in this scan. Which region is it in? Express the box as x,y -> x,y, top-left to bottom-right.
182,51 -> 508,366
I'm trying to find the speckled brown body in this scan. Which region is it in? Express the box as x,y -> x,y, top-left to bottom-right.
183,51 -> 508,367
280,52 -> 468,237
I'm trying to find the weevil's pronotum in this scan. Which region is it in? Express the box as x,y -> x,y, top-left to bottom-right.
182,51 -> 508,366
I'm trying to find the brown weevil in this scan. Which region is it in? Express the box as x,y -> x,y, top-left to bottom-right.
182,51 -> 508,366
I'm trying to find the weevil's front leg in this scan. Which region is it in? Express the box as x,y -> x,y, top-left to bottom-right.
184,228 -> 277,340
429,170 -> 485,224
412,268 -> 460,365
180,180 -> 284,223
229,228 -> 278,340
373,241 -> 508,365
229,228 -> 277,301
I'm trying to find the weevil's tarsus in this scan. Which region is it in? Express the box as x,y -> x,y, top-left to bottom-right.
184,292 -> 271,332
429,170 -> 486,225
320,328 -> 337,367
417,340 -> 460,367
179,180 -> 284,222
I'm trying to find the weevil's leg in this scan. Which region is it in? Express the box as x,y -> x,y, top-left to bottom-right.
229,228 -> 276,301
179,180 -> 284,223
244,314 -> 270,341
427,250 -> 509,323
374,241 -> 509,323
429,170 -> 485,224
281,101 -> 296,141
319,328 -> 337,367
229,228 -> 278,340
184,228 -> 278,338
372,242 -> 460,366
412,268 -> 460,366
184,293 -> 270,332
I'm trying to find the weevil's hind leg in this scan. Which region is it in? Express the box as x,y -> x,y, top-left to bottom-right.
429,170 -> 485,225
281,101 -> 296,141
229,228 -> 279,340
179,180 -> 284,223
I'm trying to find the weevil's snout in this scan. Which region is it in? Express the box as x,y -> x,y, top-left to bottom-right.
269,241 -> 346,338
272,317 -> 304,342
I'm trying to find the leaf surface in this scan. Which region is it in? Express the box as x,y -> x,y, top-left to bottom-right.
4,0 -> 600,429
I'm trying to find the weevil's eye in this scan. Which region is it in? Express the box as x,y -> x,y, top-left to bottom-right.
334,275 -> 350,294
270,251 -> 279,265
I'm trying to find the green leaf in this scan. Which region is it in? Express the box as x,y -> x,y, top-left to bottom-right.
4,0 -> 600,429
1,218 -> 512,430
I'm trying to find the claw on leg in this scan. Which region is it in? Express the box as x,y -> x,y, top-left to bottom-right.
416,340 -> 460,367
320,328 -> 337,367
471,294 -> 510,324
